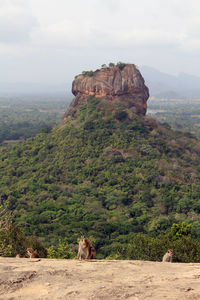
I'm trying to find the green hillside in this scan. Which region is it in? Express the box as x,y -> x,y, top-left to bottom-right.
1,96 -> 200,258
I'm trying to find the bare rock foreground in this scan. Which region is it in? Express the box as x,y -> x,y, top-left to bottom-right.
0,258 -> 200,300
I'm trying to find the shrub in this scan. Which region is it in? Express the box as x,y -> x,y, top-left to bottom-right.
117,62 -> 126,70
47,238 -> 75,259
114,110 -> 128,121
171,222 -> 192,239
126,233 -> 200,262
0,218 -> 47,257
83,121 -> 95,130
82,70 -> 94,77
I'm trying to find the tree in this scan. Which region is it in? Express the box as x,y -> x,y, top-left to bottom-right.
47,238 -> 75,259
0,218 -> 28,256
114,110 -> 128,121
171,222 -> 192,239
117,62 -> 126,70
0,216 -> 47,257
109,63 -> 115,67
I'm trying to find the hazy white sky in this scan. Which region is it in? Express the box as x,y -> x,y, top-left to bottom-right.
1,0 -> 200,84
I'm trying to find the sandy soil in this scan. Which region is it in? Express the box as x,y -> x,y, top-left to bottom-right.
0,257 -> 200,300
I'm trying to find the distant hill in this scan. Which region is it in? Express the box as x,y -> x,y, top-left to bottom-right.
140,66 -> 200,99
2,66 -> 200,99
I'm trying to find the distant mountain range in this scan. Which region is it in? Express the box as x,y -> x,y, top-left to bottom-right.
140,66 -> 200,99
1,66 -> 200,99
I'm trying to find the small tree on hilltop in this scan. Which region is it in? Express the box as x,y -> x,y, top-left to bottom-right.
117,62 -> 126,70
101,64 -> 107,68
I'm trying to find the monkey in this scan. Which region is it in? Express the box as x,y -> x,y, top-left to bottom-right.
26,248 -> 40,259
15,253 -> 21,258
77,238 -> 96,260
162,249 -> 173,262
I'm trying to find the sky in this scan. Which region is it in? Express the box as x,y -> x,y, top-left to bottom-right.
1,0 -> 200,87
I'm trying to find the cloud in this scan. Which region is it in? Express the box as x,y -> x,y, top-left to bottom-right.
28,0 -> 200,52
31,19 -> 92,48
31,21 -> 181,51
99,0 -> 121,13
0,0 -> 38,43
1,0 -> 200,84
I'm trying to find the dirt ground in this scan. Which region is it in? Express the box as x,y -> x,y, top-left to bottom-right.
0,257 -> 200,300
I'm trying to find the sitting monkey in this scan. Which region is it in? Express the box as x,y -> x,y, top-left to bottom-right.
26,247 -> 40,258
77,238 -> 96,260
162,249 -> 173,262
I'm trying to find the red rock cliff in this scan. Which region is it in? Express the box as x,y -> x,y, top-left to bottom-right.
65,64 -> 149,119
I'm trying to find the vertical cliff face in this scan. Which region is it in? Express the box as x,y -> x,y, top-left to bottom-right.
64,64 -> 149,120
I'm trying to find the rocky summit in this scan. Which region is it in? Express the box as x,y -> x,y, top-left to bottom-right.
64,63 -> 149,120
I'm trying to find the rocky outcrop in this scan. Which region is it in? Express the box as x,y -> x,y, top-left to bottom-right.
64,64 -> 149,119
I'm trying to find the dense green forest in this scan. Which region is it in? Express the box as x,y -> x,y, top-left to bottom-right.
0,95 -> 200,260
0,95 -> 71,144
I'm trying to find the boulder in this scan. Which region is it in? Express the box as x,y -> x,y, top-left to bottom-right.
64,64 -> 149,119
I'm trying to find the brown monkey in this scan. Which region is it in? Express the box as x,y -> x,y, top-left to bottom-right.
26,248 -> 40,258
77,238 -> 96,260
16,253 -> 21,258
162,249 -> 173,262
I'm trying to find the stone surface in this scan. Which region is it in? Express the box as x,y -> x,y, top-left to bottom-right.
64,64 -> 149,120
0,257 -> 200,300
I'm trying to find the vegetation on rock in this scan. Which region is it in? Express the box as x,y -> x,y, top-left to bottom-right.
82,70 -> 94,77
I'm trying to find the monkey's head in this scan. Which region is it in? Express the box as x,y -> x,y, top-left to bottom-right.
27,248 -> 34,255
82,238 -> 89,248
82,238 -> 91,249
168,249 -> 173,256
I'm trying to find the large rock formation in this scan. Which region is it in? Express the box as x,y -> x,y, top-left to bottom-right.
64,64 -> 149,120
